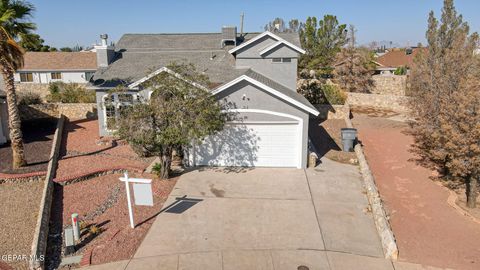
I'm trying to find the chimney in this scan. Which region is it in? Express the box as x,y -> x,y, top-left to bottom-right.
240,13 -> 244,36
221,26 -> 237,47
94,34 -> 115,67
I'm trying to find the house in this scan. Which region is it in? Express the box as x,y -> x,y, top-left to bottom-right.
14,52 -> 97,84
90,28 -> 319,169
0,90 -> 8,144
374,47 -> 425,74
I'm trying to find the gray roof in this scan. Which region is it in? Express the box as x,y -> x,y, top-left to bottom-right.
91,32 -> 301,88
243,69 -> 317,113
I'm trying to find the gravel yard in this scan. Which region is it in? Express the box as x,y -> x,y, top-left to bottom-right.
0,180 -> 45,270
0,119 -> 56,174
46,173 -> 177,269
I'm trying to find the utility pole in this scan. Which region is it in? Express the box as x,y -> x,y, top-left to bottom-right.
240,12 -> 245,36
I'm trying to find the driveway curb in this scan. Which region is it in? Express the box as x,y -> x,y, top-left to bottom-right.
345,117 -> 399,260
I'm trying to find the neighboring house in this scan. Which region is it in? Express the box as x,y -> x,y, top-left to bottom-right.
374,47 -> 425,74
0,90 -> 8,145
90,28 -> 319,169
14,52 -> 97,84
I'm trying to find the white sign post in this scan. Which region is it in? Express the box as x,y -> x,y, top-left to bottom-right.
120,172 -> 153,229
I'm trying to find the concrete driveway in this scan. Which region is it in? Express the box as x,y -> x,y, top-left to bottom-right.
85,158 -> 410,270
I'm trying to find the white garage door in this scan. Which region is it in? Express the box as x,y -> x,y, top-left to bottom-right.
193,122 -> 301,168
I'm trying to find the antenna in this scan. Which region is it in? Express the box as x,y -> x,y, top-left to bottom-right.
240,12 -> 245,36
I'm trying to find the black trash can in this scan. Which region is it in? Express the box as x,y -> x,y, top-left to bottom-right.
341,128 -> 357,152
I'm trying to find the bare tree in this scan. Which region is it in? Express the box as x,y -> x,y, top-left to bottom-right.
333,25 -> 374,93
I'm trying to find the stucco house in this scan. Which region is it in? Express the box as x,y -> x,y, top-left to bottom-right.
15,52 -> 97,84
0,90 -> 8,145
90,28 -> 319,169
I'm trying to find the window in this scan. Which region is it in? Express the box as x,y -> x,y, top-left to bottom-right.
85,72 -> 95,82
272,58 -> 291,63
20,73 -> 33,82
103,93 -> 138,131
51,72 -> 62,80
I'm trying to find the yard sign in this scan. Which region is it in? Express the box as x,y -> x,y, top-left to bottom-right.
119,173 -> 153,228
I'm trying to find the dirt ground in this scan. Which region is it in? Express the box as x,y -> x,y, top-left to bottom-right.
45,173 -> 177,269
309,118 -> 357,164
0,180 -> 45,270
55,119 -> 153,180
0,119 -> 56,174
352,110 -> 480,270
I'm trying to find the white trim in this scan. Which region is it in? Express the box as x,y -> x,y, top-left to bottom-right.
228,31 -> 305,55
192,108 -> 303,169
212,75 -> 319,116
127,67 -> 208,90
102,92 -> 138,133
259,40 -> 306,55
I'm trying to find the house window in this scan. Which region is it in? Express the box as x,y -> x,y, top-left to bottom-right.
20,73 -> 33,82
85,72 -> 95,82
51,72 -> 62,80
103,93 -> 137,131
272,58 -> 291,63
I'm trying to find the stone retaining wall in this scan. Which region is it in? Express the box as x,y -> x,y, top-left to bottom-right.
314,104 -> 350,120
345,117 -> 399,260
371,75 -> 407,96
30,115 -> 65,270
20,103 -> 97,121
347,92 -> 410,112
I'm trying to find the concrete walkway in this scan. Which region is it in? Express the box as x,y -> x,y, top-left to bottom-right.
81,158 -> 454,270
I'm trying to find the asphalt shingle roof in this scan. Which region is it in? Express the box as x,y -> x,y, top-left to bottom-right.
19,52 -> 97,71
91,32 -> 301,88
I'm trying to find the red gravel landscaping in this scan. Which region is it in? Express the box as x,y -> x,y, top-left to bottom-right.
55,119 -> 153,181
352,111 -> 480,270
46,173 -> 177,269
0,119 -> 56,174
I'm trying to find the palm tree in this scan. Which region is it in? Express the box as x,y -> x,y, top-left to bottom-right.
0,0 -> 35,168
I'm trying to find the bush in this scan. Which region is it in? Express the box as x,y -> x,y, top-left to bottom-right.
322,84 -> 347,105
394,66 -> 407,75
151,163 -> 162,177
46,82 -> 96,103
17,91 -> 42,105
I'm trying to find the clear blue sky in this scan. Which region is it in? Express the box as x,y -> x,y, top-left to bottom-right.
28,0 -> 480,48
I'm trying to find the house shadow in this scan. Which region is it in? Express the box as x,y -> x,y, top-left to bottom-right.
308,116 -> 341,160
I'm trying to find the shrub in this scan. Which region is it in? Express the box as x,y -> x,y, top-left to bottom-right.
322,84 -> 347,105
17,91 -> 42,105
88,224 -> 103,235
394,66 -> 407,75
46,82 -> 96,103
151,163 -> 162,177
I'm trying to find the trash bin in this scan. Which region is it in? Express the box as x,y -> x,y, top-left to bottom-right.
341,128 -> 357,152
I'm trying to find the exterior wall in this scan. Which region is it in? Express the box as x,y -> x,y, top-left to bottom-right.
19,103 -> 97,121
235,35 -> 299,91
236,58 -> 298,91
371,75 -> 407,96
347,92 -> 410,112
14,70 -> 95,84
216,80 -> 310,168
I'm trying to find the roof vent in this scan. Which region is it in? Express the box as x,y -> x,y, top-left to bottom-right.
221,26 -> 237,47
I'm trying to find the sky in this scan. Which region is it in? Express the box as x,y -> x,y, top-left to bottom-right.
28,0 -> 480,48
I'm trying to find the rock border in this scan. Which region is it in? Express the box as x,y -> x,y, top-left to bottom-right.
345,116 -> 399,260
29,115 -> 65,270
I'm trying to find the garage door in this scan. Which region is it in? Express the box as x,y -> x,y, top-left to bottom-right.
193,122 -> 300,168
